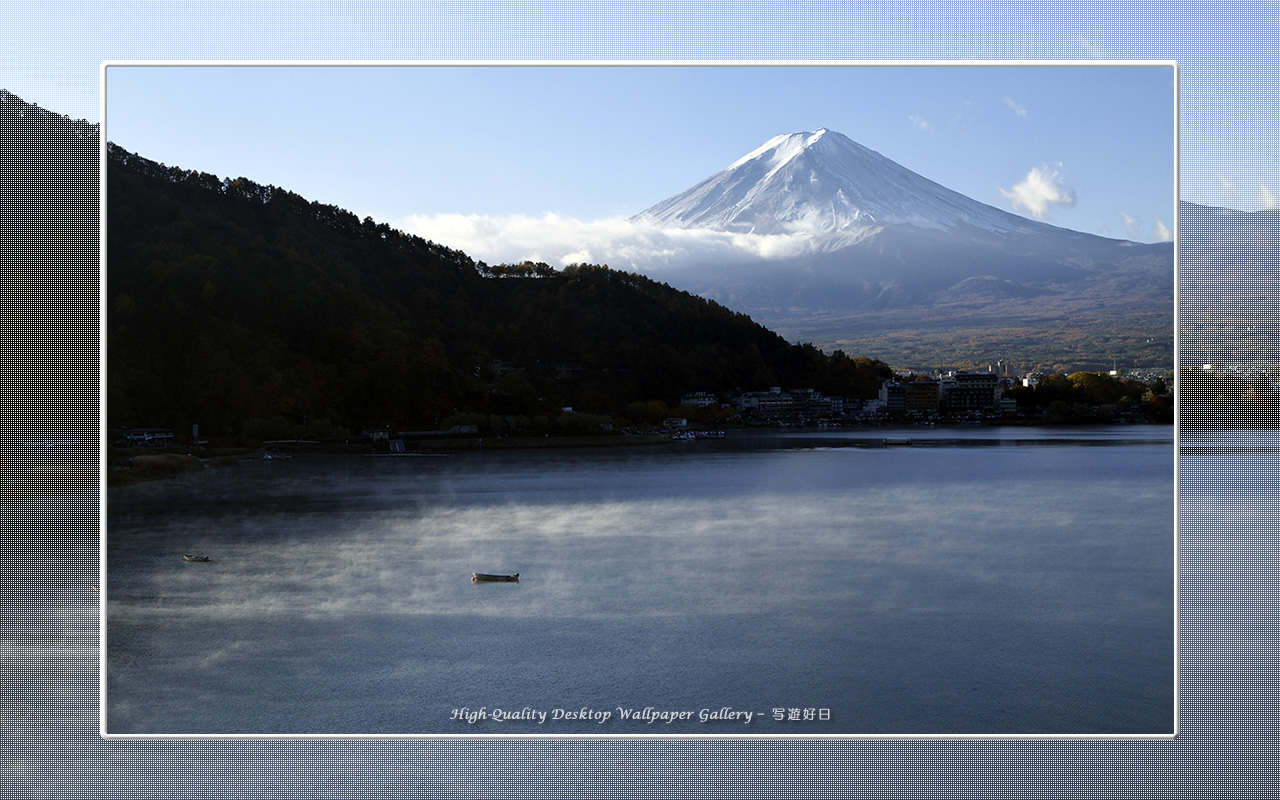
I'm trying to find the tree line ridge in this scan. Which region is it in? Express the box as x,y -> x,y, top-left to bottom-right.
106,143 -> 893,442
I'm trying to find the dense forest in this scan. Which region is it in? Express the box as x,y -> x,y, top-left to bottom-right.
106,144 -> 891,442
1006,370 -> 1172,424
1,90 -> 99,442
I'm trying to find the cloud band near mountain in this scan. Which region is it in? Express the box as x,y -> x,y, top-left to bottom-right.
398,212 -> 823,272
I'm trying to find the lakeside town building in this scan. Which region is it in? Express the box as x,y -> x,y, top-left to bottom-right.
876,371 -> 1001,418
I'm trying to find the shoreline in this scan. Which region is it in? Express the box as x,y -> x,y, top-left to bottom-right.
104,420 -> 1174,488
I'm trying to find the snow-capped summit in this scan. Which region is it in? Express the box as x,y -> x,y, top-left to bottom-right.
627,127 -> 1173,370
633,127 -> 1051,241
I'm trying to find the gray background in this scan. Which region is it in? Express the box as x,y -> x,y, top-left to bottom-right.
3,2 -> 1272,796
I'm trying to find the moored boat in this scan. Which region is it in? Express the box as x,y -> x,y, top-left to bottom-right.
181,554 -> 211,562
472,572 -> 519,583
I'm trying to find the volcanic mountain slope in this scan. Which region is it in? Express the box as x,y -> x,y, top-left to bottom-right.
633,128 -> 1174,372
1179,201 -> 1280,368
635,127 -> 1056,239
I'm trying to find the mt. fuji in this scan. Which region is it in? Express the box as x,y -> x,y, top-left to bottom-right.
634,127 -> 1049,240
632,128 -> 1173,371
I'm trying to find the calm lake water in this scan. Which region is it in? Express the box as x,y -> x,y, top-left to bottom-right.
105,426 -> 1175,735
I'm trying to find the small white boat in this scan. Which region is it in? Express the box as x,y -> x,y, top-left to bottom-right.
181,554 -> 211,562
472,572 -> 519,583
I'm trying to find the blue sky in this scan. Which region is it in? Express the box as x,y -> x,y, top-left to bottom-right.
103,63 -> 1178,269
5,2 -> 1275,227
106,64 -> 1174,232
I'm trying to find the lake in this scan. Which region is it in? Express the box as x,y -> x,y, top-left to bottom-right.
104,426 -> 1175,736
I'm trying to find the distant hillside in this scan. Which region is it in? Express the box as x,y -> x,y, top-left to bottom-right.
1179,201 -> 1280,368
635,128 -> 1174,373
107,145 -> 890,440
1,90 -> 99,440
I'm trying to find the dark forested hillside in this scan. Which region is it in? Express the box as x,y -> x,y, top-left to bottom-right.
2,90 -> 99,441
106,144 -> 889,441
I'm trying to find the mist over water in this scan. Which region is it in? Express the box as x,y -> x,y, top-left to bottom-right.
105,428 -> 1174,735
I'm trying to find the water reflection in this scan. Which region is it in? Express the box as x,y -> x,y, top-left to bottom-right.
106,428 -> 1174,735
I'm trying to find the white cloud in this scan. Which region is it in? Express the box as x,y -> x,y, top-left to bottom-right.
1121,210 -> 1174,243
1119,210 -> 1141,239
1259,184 -> 1278,210
1002,96 -> 1028,118
997,164 -> 1077,220
1077,38 -> 1106,59
1153,216 -> 1174,242
1214,171 -> 1239,207
398,212 -> 821,273
909,113 -> 929,130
